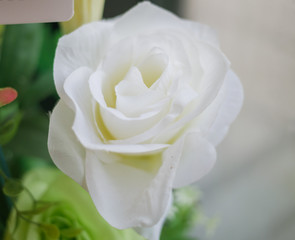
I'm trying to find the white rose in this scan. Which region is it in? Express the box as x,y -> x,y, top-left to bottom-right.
48,1 -> 243,235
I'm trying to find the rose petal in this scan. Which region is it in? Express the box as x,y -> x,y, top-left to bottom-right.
154,41 -> 230,143
204,70 -> 244,145
115,67 -> 165,117
99,104 -> 168,140
137,50 -> 169,88
48,101 -> 85,186
66,68 -> 169,153
63,67 -> 103,146
134,195 -> 172,240
96,37 -> 136,108
89,69 -> 170,140
107,112 -> 177,145
182,20 -> 220,48
170,79 -> 198,110
85,139 -> 183,229
54,21 -> 113,99
115,66 -> 149,97
86,143 -> 169,155
114,2 -> 182,38
172,132 -> 216,188
96,68 -> 193,144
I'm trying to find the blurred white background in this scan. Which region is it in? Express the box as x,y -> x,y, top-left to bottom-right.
181,1 -> 295,239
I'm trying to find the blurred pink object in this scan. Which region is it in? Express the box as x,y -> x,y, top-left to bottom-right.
0,87 -> 18,107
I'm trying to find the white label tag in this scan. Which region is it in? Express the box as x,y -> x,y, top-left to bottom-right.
0,0 -> 74,24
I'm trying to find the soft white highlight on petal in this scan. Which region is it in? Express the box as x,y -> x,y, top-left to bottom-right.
172,132 -> 216,188
99,104 -> 166,140
83,143 -> 169,155
48,101 -> 85,185
88,70 -> 107,107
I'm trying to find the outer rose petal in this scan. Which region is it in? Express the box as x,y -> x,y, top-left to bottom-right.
63,67 -> 103,146
154,41 -> 230,144
182,19 -> 220,48
54,21 -> 113,99
114,2 -> 182,37
196,70 -> 244,146
206,70 -> 243,145
48,101 -> 85,186
134,196 -> 172,240
172,132 -> 216,188
85,140 -> 184,229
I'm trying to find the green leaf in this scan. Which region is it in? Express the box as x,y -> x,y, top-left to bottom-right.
3,179 -> 24,197
5,110 -> 51,161
11,212 -> 20,236
48,215 -> 72,229
38,25 -> 61,72
0,102 -> 22,145
20,202 -> 57,216
41,224 -> 60,240
161,188 -> 201,240
22,71 -> 56,107
2,231 -> 14,240
0,221 -> 4,240
0,24 -> 44,95
61,227 -> 83,238
11,156 -> 51,176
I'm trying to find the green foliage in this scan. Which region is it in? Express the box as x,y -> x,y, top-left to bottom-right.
2,179 -> 23,197
22,71 -> 57,108
0,23 -> 61,237
0,25 -> 4,50
0,23 -> 59,108
5,110 -> 51,164
2,168 -> 145,240
20,202 -> 57,216
0,102 -> 22,145
60,227 -> 83,238
41,224 -> 60,240
38,24 -> 61,73
161,188 -> 201,240
0,24 -> 43,95
0,23 -> 60,150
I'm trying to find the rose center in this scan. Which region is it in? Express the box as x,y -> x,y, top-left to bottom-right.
136,50 -> 168,88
